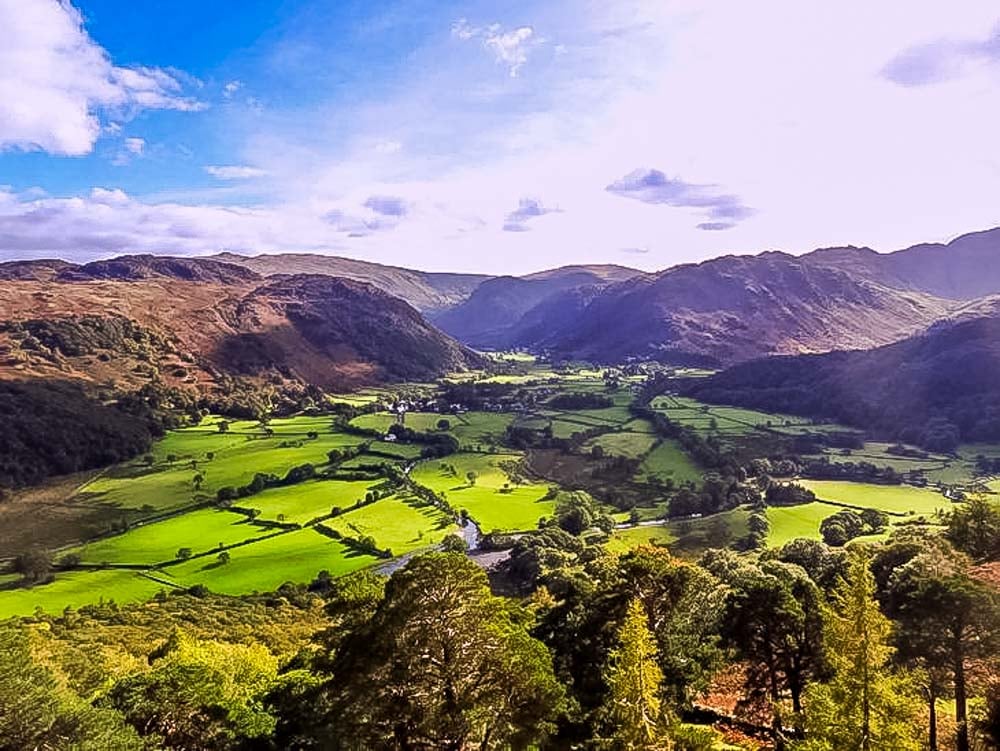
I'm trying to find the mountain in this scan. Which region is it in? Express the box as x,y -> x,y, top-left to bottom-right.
803,227 -> 1000,300
0,259 -> 75,282
431,266 -> 646,348
684,312 -> 1000,449
214,274 -> 481,386
528,253 -> 954,366
57,254 -> 261,285
0,257 -> 481,394
210,252 -> 491,313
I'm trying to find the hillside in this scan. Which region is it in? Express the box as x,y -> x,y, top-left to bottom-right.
803,227 -> 1000,300
210,252 -> 491,312
533,253 -> 954,365
431,266 -> 645,348
0,258 -> 481,393
684,312 -> 1000,449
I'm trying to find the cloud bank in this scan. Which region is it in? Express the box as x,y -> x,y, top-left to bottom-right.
0,0 -> 203,156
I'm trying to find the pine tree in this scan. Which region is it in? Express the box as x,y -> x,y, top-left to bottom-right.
796,549 -> 922,751
604,597 -> 669,749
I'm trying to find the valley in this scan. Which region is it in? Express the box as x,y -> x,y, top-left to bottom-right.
2,354 -> 991,622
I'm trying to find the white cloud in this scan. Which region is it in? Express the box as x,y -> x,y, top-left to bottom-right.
124,137 -> 145,155
5,2 -> 1000,276
0,0 -> 204,156
223,80 -> 243,97
204,165 -> 269,180
452,18 -> 543,77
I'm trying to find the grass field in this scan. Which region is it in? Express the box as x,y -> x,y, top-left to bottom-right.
83,430 -> 366,512
325,494 -> 456,555
0,570 -> 171,620
582,430 -> 659,459
72,508 -> 272,565
766,503 -> 846,547
249,479 -> 379,524
410,452 -> 556,532
350,411 -> 516,450
652,395 -> 849,438
640,440 -> 703,485
608,509 -> 750,558
797,480 -> 952,517
606,524 -> 676,553
165,528 -> 377,595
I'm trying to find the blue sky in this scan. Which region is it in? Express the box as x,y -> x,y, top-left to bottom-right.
1,1 -> 999,273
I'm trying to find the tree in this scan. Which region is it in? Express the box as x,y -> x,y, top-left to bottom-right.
13,548 -> 53,585
707,556 -> 826,747
217,420 -> 230,434
602,598 -> 668,749
192,472 -> 204,491
946,492 -> 1000,561
795,550 -> 922,751
466,470 -> 478,487
217,550 -> 231,565
0,625 -> 143,750
105,629 -> 280,750
176,547 -> 193,561
884,545 -> 1000,751
437,418 -> 451,431
314,554 -> 564,749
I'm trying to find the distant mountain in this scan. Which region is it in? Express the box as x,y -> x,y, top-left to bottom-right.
528,253 -> 954,366
57,254 -> 261,285
432,266 -> 646,348
210,252 -> 491,313
684,311 -> 1000,449
803,227 -> 1000,300
0,257 -> 481,393
0,259 -> 75,282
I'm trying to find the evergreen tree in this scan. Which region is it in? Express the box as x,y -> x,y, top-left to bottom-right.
796,550 -> 922,751
603,598 -> 669,750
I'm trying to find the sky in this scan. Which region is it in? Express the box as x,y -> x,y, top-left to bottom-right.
0,0 -> 999,275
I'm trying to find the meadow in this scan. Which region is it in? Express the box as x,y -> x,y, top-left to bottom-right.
796,480 -> 952,517
639,440 -> 703,485
163,528 -> 377,595
324,493 -> 457,555
83,425 -> 366,512
249,479 -> 379,524
71,508 -> 273,565
410,452 -> 556,532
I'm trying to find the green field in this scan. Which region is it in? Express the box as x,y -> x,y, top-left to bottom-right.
766,503 -> 846,547
652,395 -> 848,438
325,494 -> 457,555
606,524 -> 675,553
0,570 -> 170,620
797,480 -> 952,517
249,479 -> 379,524
83,429 -> 366,512
165,528 -> 377,595
582,430 -> 659,459
410,452 -> 555,532
72,508 -> 272,565
350,410 -> 515,449
608,509 -> 750,557
639,440 -> 703,485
